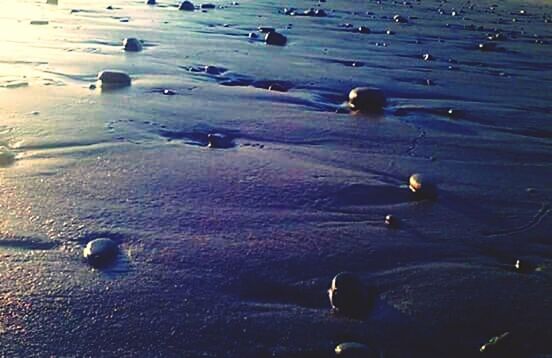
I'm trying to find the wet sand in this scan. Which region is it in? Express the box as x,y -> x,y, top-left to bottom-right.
0,0 -> 551,356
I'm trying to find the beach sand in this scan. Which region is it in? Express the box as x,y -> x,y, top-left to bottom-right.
0,0 -> 551,356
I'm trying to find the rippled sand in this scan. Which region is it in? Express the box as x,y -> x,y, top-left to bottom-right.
0,0 -> 551,356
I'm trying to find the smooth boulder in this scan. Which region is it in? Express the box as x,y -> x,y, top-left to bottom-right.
328,272 -> 364,315
83,238 -> 118,268
179,1 -> 195,10
348,87 -> 386,112
265,31 -> 287,46
97,70 -> 132,88
123,38 -> 143,52
409,173 -> 437,199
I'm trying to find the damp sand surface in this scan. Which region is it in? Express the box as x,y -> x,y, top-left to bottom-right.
0,0 -> 551,356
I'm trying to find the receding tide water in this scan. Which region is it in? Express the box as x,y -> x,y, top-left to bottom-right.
0,0 -> 551,356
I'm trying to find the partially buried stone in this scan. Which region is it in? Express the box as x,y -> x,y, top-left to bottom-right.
348,87 -> 386,112
385,214 -> 397,227
478,42 -> 497,51
207,133 -> 233,148
409,173 -> 437,198
265,31 -> 287,46
328,272 -> 363,315
145,0 -> 156,4
335,342 -> 378,358
201,3 -> 215,9
268,83 -> 287,92
123,38 -> 143,52
393,14 -> 408,23
97,70 -> 131,88
357,26 -> 370,33
83,238 -> 118,268
179,1 -> 194,10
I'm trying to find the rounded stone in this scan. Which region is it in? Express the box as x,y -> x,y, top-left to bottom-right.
408,173 -> 425,193
248,32 -> 258,39
335,342 -> 378,358
83,238 -> 118,267
145,0 -> 156,4
123,38 -> 143,52
268,83 -> 287,92
328,272 -> 363,314
265,31 -> 287,46
478,42 -> 497,51
357,26 -> 370,33
97,70 -> 131,88
409,173 -> 437,198
348,87 -> 386,112
385,214 -> 397,227
179,1 -> 195,11
207,133 -> 233,148
393,14 -> 408,23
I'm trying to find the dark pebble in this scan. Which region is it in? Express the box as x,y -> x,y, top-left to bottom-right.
83,238 -> 118,268
328,272 -> 364,315
123,38 -> 143,52
265,31 -> 287,46
179,1 -> 195,11
348,87 -> 386,112
97,70 -> 132,88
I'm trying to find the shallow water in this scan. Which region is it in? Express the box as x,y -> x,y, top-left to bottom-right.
0,0 -> 551,357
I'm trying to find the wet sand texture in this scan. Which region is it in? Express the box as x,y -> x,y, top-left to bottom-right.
0,0 -> 551,356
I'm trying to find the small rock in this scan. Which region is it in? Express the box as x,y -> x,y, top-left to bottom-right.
83,238 -> 118,268
97,70 -> 132,88
145,0 -> 156,4
268,83 -> 287,92
408,173 -> 437,198
201,3 -> 215,9
478,42 -> 497,51
348,87 -> 386,112
179,1 -> 195,11
357,26 -> 370,33
163,89 -> 176,95
328,272 -> 363,315
265,31 -> 287,46
207,133 -> 233,148
123,38 -> 143,52
248,32 -> 258,39
422,53 -> 433,61
393,14 -> 408,23
335,342 -> 378,358
385,214 -> 397,227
